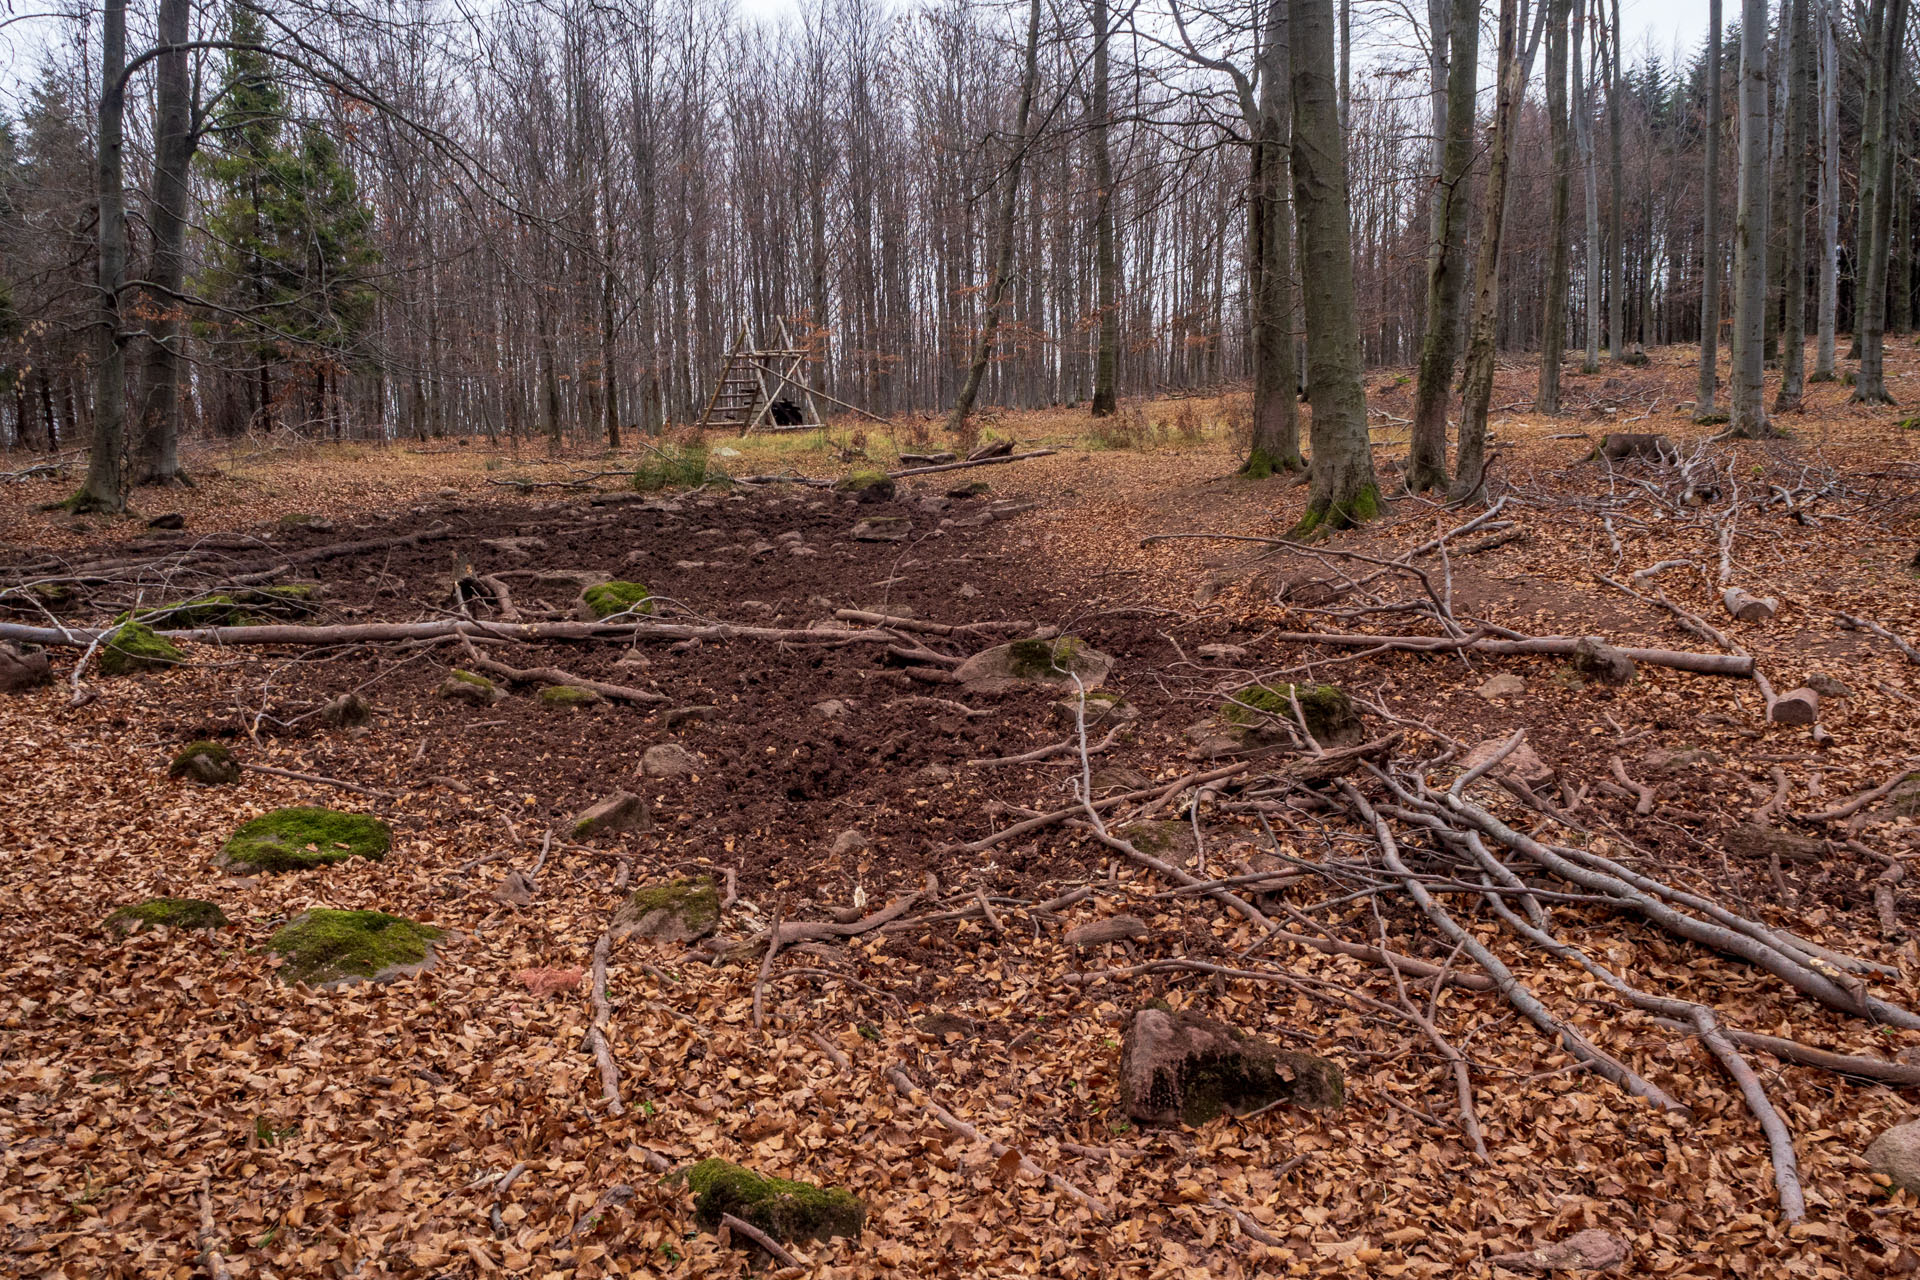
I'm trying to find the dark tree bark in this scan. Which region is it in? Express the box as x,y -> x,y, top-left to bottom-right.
1774,0 -> 1811,411
1539,0 -> 1573,413
1698,0 -> 1724,416
1813,0 -> 1839,378
72,0 -> 129,513
1288,0 -> 1379,536
131,0 -> 194,487
1852,0 -> 1908,404
1406,0 -> 1479,490
1244,0 -> 1302,476
1089,0 -> 1119,419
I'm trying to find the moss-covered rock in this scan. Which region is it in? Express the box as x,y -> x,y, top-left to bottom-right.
317,692 -> 373,728
539,684 -> 603,708
168,740 -> 240,785
953,635 -> 1114,694
437,669 -> 503,705
833,469 -> 896,503
614,876 -> 720,942
220,807 -> 391,873
580,581 -> 654,619
1220,682 -> 1361,746
685,1158 -> 865,1248
97,619 -> 185,676
267,909 -> 443,987
1120,1005 -> 1344,1127
105,897 -> 228,937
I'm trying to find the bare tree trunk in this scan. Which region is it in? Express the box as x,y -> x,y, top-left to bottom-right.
131,0 -> 193,487
1455,0 -> 1532,498
1539,0 -> 1572,413
1775,0 -> 1811,410
1729,0 -> 1776,436
1852,0 -> 1908,404
1605,0 -> 1624,360
1813,0 -> 1839,379
73,0 -> 128,514
1289,0 -> 1379,536
1245,0 -> 1302,476
1089,0 -> 1119,418
1699,0 -> 1723,415
1407,0 -> 1479,490
1574,8 -> 1602,372
946,0 -> 1042,438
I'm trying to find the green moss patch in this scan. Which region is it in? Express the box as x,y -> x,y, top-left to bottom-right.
267,909 -> 443,987
97,619 -> 185,676
581,581 -> 654,619
1220,681 -> 1360,744
168,740 -> 239,785
616,876 -> 720,942
221,807 -> 391,873
685,1158 -> 865,1247
106,897 -> 228,937
539,684 -> 603,708
1006,636 -> 1081,678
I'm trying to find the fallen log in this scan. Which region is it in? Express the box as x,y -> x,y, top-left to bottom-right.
0,617 -> 908,651
1266,630 -> 1755,678
888,449 -> 1057,478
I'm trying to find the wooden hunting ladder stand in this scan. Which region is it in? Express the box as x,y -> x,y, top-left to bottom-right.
695,321 -> 828,434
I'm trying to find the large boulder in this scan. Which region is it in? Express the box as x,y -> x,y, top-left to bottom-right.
953,636 -> 1113,695
267,909 -> 444,988
685,1158 -> 865,1248
168,740 -> 240,786
1866,1119 -> 1920,1195
1119,1005 -> 1343,1127
220,807 -> 391,873
0,643 -> 52,693
613,876 -> 720,943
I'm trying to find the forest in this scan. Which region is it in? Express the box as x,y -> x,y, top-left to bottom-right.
1,0 -> 1919,1275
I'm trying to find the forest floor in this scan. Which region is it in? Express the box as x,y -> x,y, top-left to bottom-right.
0,342 -> 1917,1279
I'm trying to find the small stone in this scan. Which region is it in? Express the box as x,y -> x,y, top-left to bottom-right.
1052,690 -> 1136,728
917,496 -> 951,514
317,692 -> 373,728
1489,1229 -> 1631,1273
1120,1005 -> 1343,1127
830,829 -> 869,856
664,704 -> 718,727
146,512 -> 185,530
641,743 -> 700,778
571,790 -> 651,838
1867,1120 -> 1920,1195
833,470 -> 897,503
674,559 -> 706,570
495,870 -> 537,907
615,876 -> 721,942
811,698 -> 850,720
954,636 -> 1114,695
436,487 -> 459,499
1570,636 -> 1636,685
851,517 -> 911,542
437,669 -> 504,706
1196,643 -> 1249,662
1460,737 -> 1555,788
915,763 -> 954,784
482,536 -> 548,557
0,643 -> 53,694
787,544 -> 818,557
1806,674 -> 1852,699
1640,747 -> 1721,776
1768,686 -> 1821,726
168,740 -> 240,785
538,684 -> 603,709
958,583 -> 980,598
1476,673 -> 1526,700
1065,915 -> 1150,947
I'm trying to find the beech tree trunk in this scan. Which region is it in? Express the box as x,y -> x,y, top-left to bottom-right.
1852,0 -> 1909,405
1539,0 -> 1572,413
1289,0 -> 1379,535
1089,0 -> 1119,418
1245,0 -> 1303,476
73,0 -> 129,514
1574,10 -> 1602,372
1699,0 -> 1723,415
1455,0 -> 1531,498
1407,0 -> 1479,490
132,0 -> 193,487
947,0 -> 1043,437
1814,0 -> 1839,379
1606,0 -> 1624,358
1774,0 -> 1810,411
1728,0 -> 1775,437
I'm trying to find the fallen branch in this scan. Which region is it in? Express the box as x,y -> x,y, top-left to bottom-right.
885,1065 -> 1106,1216
198,1175 -> 231,1280
719,1213 -> 806,1267
240,762 -> 395,799
835,609 -> 1031,637
1266,629 -> 1755,678
1793,765 -> 1918,823
0,617 -> 907,651
588,932 -> 623,1114
462,655 -> 667,704
1648,1020 -> 1920,1086
888,449 -> 1057,478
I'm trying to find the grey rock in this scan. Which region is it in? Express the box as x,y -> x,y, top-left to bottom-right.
1867,1119 -> 1920,1195
641,743 -> 701,778
0,643 -> 52,694
1477,673 -> 1526,700
1120,1005 -> 1343,1127
570,790 -> 652,838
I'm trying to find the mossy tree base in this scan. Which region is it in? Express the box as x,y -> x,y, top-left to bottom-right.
220,806 -> 391,873
106,898 -> 228,937
1238,447 -> 1304,480
1287,484 -> 1382,541
267,909 -> 444,987
685,1158 -> 865,1247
